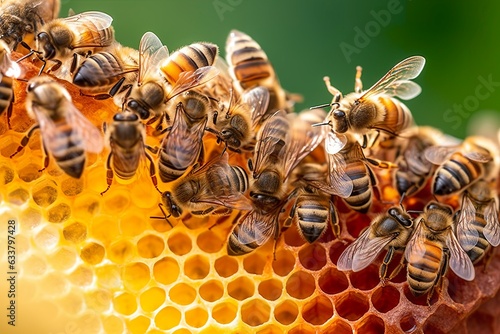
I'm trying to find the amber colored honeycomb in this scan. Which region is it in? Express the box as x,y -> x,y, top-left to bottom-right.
0,53 -> 499,334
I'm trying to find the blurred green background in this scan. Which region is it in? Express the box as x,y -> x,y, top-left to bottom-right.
59,0 -> 500,140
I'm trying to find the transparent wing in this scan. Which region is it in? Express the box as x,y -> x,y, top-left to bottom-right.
447,230 -> 475,281
463,151 -> 492,163
483,199 -> 500,247
455,195 -> 479,251
32,106 -> 61,152
242,86 -> 270,130
65,11 -> 115,47
138,32 -> 169,84
379,81 -> 422,100
64,99 -> 104,153
166,66 -> 219,100
236,209 -> 277,246
404,219 -> 427,263
424,145 -> 458,165
320,151 -> 353,198
359,56 -> 426,101
325,131 -> 347,155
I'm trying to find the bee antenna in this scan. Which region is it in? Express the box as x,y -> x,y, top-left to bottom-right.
399,192 -> 406,209
312,121 -> 330,128
407,210 -> 424,215
309,103 -> 331,110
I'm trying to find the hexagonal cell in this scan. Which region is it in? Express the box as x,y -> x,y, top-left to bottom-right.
47,202 -> 71,223
283,224 -> 307,247
288,324 -> 316,334
383,252 -> 407,283
402,283 -> 439,306
102,191 -> 131,215
258,278 -> 282,301
447,271 -> 479,305
90,215 -> 120,244
33,224 -> 60,251
95,265 -> 121,290
371,284 -> 400,313
85,289 -> 112,313
241,299 -> 270,327
19,207 -> 42,230
153,257 -> 180,285
137,234 -> 165,259
212,301 -> 237,325
119,212 -> 147,237
302,295 -> 334,326
185,307 -> 209,328
346,213 -> 371,239
127,316 -> 150,334
357,314 -> 386,334
197,229 -> 224,253
32,181 -> 58,207
274,300 -> 298,325
199,279 -> 224,302
350,264 -> 380,290
47,246 -> 78,271
102,315 -> 125,334
140,287 -> 166,312
108,240 -> 135,264
17,163 -> 43,183
167,232 -> 192,256
123,262 -> 150,291
318,267 -> 349,295
329,240 -> 349,265
68,265 -> 94,287
169,283 -> 197,306
155,306 -> 181,331
422,303 -> 461,334
214,255 -> 239,277
399,313 -> 418,333
298,243 -> 327,271
228,276 -> 255,301
243,252 -> 267,275
184,254 -> 210,280
272,249 -> 296,276
286,271 -> 315,299
60,177 -> 84,196
73,193 -> 101,220
336,291 -> 370,321
63,221 -> 87,243
323,319 -> 353,334
8,187 -> 29,205
0,165 -> 14,185
80,242 -> 105,265
113,292 -> 138,316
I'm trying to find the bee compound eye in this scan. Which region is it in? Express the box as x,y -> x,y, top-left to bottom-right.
333,110 -> 345,119
27,82 -> 37,92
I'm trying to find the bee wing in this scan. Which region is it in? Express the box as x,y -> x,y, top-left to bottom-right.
64,11 -> 115,48
404,219 -> 428,263
138,32 -> 169,84
64,100 -> 104,153
166,66 -> 219,100
455,196 -> 479,251
483,199 -> 500,247
447,229 -> 475,281
236,210 -> 277,246
325,131 -> 347,155
359,56 -> 425,101
242,86 -> 270,130
378,81 -> 422,100
31,106 -> 60,151
323,151 -> 354,198
463,151 -> 492,163
424,145 -> 458,165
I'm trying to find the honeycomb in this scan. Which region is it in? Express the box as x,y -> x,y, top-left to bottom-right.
1,26 -> 500,334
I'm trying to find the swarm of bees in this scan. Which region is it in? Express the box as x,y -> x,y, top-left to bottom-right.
2,0 -> 499,306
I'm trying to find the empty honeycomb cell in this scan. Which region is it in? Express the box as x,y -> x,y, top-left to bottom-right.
167,232 -> 193,255
96,265 -> 122,289
329,240 -> 349,264
318,267 -> 349,295
17,163 -> 43,182
184,254 -> 210,280
423,303 -> 461,333
39,272 -> 69,298
185,306 -> 209,328
283,224 -> 307,247
7,187 -> 29,205
80,242 -> 105,265
228,276 -> 255,300
102,190 -> 131,215
47,246 -> 78,271
197,229 -> 224,253
140,287 -> 166,312
399,313 -> 418,333
19,206 -> 42,230
0,165 -> 14,184
172,329 -> 192,334
69,265 -> 94,287
288,324 -> 316,334
256,324 -> 284,334
346,213 -> 371,239
72,193 -> 101,220
155,306 -> 181,330
302,295 -> 334,326
47,202 -> 71,223
33,224 -> 60,251
298,243 -> 327,271
212,301 -> 238,324
371,284 -> 400,313
153,257 -> 180,285
169,282 -> 197,305
241,298 -> 271,327
108,240 -> 135,264
286,271 -> 315,299
102,315 -> 125,334
90,215 -> 120,244
349,265 -> 380,290
85,289 -> 112,313
58,291 -> 85,316
384,252 -> 407,283
447,272 -> 479,304
137,234 -> 165,258
323,319 -> 353,334
127,315 -> 151,334
274,300 -> 299,325
243,252 -> 266,275
357,314 -> 386,334
22,254 -> 47,277
272,249 -> 296,276
336,291 -> 370,321
402,283 -> 439,306
258,278 -> 283,301
150,216 -> 175,232
123,262 -> 151,291
60,177 -> 84,196
199,279 -> 224,302
32,183 -> 58,207
129,180 -> 162,209
63,221 -> 87,243
113,292 -> 138,316
214,255 -> 239,277
120,212 -> 147,237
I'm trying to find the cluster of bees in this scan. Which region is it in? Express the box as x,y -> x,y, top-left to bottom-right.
1,0 -> 499,305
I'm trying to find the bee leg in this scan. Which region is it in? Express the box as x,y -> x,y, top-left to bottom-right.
145,150 -> 162,194
100,153 -> 114,196
354,66 -> 363,93
6,95 -> 13,129
10,124 -> 39,158
382,247 -> 406,285
365,157 -> 398,169
80,77 -> 129,100
46,60 -> 62,74
329,199 -> 341,238
367,165 -> 393,206
38,141 -> 50,173
192,207 -> 214,215
272,219 -> 283,261
149,203 -> 173,228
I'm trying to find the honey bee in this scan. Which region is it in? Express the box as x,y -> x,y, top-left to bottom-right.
158,152 -> 252,218
0,0 -> 60,51
425,136 -> 496,196
10,76 -> 103,178
0,40 -> 21,127
317,56 -> 425,152
455,179 -> 500,264
227,109 -> 325,255
225,29 -> 301,115
337,204 -> 414,281
19,11 -> 115,74
100,110 -> 159,195
405,202 -> 475,302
